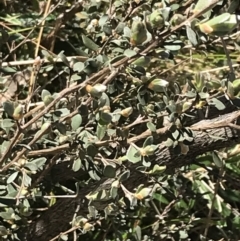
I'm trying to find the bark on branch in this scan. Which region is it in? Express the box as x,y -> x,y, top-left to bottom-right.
24,110 -> 240,241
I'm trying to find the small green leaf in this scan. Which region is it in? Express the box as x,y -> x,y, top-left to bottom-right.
2,101 -> 14,117
7,172 -> 19,184
109,55 -> 125,64
41,49 -> 54,62
58,51 -> 69,66
31,157 -> 47,170
146,122 -> 156,132
193,0 -> 215,17
96,123 -> 106,140
149,10 -> 164,29
132,56 -> 151,67
0,210 -> 14,220
163,40 -> 183,51
148,79 -> 169,92
110,180 -> 119,199
126,145 -> 141,163
100,112 -> 112,124
72,158 -> 82,172
149,165 -> 166,175
103,165 -> 116,178
115,22 -> 125,34
208,98 -> 225,110
118,170 -> 130,182
82,34 -> 99,51
0,226 -> 8,236
73,62 -> 85,72
143,136 -> 153,147
60,234 -> 68,241
124,49 -> 137,58
24,163 -> 38,172
1,119 -> 15,129
186,25 -> 198,46
228,0 -> 239,13
41,89 -> 51,101
71,114 -> 82,131
134,225 -> 142,240
227,81 -> 235,99
136,187 -> 151,199
199,13 -> 238,36
23,174 -> 32,187
212,151 -> 223,168
43,95 -> 54,106
142,157 -> 151,167
165,138 -> 174,147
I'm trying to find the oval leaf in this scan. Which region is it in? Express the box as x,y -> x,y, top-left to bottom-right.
71,114 -> 82,131
103,165 -> 116,178
82,35 -> 99,51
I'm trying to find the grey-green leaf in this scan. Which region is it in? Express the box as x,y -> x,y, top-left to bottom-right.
7,171 -> 19,184
2,101 -> 14,117
208,98 -> 225,110
82,35 -> 99,51
146,122 -> 156,132
71,114 -> 82,131
143,136 -> 153,147
124,49 -> 137,58
41,89 -> 51,101
73,62 -> 85,72
186,25 -> 198,46
118,170 -> 130,182
31,157 -> 47,169
72,158 -> 82,172
58,51 -> 69,66
212,151 -> 223,168
126,145 -> 141,163
23,174 -> 32,187
96,123 -> 106,140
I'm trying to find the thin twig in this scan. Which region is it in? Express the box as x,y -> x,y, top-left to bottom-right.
0,0 -> 219,172
1,55 -> 87,68
49,226 -> 79,241
27,0 -> 52,104
0,122 -> 52,171
2,1 -> 62,62
0,22 -> 53,56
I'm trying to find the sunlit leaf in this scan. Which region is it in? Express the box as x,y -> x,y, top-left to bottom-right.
71,114 -> 82,131
72,158 -> 82,172
126,145 -> 141,163
82,34 -> 99,51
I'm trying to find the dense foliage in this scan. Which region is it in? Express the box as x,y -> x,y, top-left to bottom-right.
1,0 -> 240,240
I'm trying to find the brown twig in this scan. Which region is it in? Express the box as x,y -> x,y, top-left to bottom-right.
2,1 -> 62,62
45,2 -> 83,51
27,144 -> 69,157
1,56 -> 87,68
0,122 -> 52,172
0,0 -> 220,172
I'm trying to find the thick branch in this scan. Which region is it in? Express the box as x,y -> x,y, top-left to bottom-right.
25,113 -> 240,241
